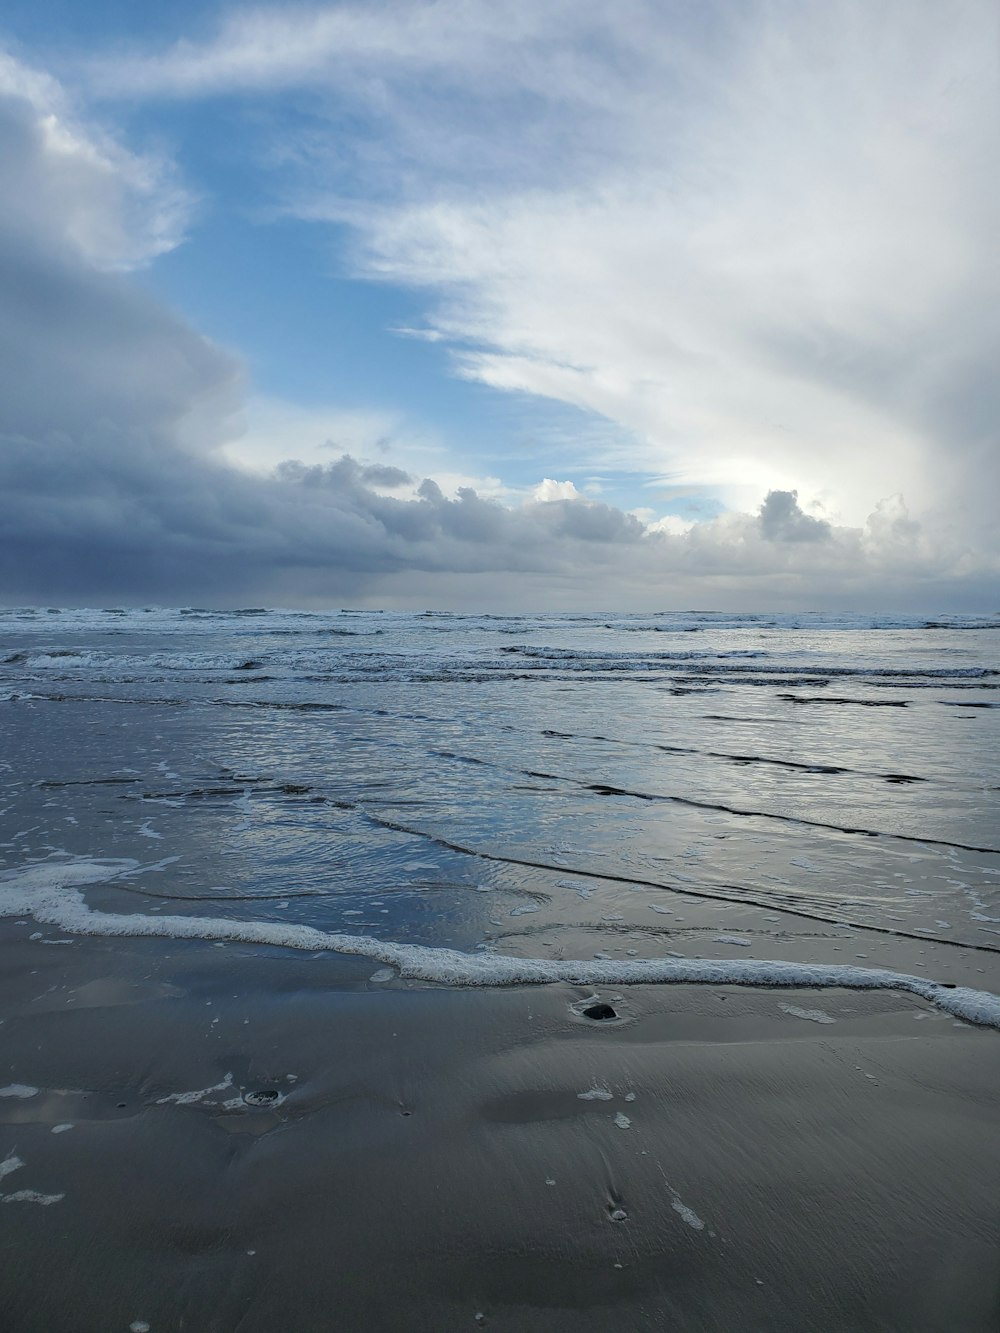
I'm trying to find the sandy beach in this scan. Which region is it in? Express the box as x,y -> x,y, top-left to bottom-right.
2,609 -> 999,1328
2,921 -> 998,1332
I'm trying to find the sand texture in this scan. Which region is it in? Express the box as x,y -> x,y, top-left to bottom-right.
1,926 -> 998,1332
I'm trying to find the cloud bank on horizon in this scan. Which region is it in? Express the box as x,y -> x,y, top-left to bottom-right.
0,0 -> 997,609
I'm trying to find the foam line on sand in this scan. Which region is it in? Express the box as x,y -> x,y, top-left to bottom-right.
3,857 -> 999,1030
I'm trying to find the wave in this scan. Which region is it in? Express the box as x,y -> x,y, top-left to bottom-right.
2,607 -> 999,631
357,809 -> 1000,953
503,646 -> 996,678
537,728 -> 927,785
3,858 -> 998,1028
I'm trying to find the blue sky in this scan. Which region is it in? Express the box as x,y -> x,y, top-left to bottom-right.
0,1 -> 997,607
89,3 -> 710,518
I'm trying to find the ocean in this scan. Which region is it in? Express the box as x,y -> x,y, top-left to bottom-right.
1,606 -> 999,997
1,607 -> 999,1330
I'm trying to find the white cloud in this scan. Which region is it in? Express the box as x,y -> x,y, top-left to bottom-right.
89,0 -> 1000,552
0,51 -> 190,269
85,1 -> 599,100
533,478 -> 583,503
221,396 -> 405,474
222,395 -> 515,504
388,326 -> 445,343
645,514 -> 695,538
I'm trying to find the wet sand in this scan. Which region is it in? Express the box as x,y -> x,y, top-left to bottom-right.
1,922 -> 998,1332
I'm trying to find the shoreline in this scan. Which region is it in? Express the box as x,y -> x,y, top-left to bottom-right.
5,857 -> 1000,1029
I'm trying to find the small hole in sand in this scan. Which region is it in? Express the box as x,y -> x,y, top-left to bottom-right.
583,1002 -> 617,1021
243,1089 -> 280,1107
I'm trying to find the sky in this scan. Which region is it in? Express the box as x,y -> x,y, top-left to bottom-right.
0,0 -> 997,610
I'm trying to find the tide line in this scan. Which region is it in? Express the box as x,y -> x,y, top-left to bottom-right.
2,858 -> 999,1031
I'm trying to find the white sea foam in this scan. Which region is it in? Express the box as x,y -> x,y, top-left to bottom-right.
2,1189 -> 64,1205
778,1002 -> 836,1024
0,1084 -> 39,1099
670,1196 -> 706,1231
0,1153 -> 24,1181
3,858 -> 1000,1030
155,1072 -> 233,1106
0,1154 -> 62,1207
577,1085 -> 613,1101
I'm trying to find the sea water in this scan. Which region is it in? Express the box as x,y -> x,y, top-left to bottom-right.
1,607 -> 998,1019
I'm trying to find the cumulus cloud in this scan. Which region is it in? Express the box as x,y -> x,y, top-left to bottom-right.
645,514 -> 695,538
758,491 -> 832,544
533,478 -> 582,503
220,397 -> 406,475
